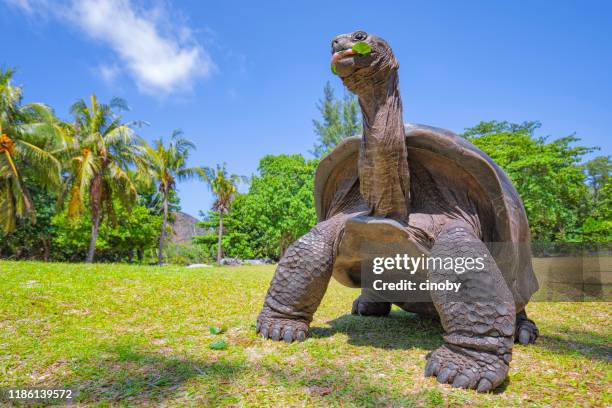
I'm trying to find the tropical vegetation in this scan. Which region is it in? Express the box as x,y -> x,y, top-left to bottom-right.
198,164 -> 245,263
196,154 -> 317,260
311,81 -> 361,158
0,68 -> 240,264
463,120 -> 611,243
63,95 -> 140,262
0,68 -> 63,233
135,130 -> 202,265
0,71 -> 609,264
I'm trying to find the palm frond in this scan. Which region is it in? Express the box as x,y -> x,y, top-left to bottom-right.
109,97 -> 129,112
105,124 -> 136,147
66,148 -> 97,218
198,163 -> 245,214
107,162 -> 137,209
14,139 -> 62,189
69,99 -> 88,118
0,153 -> 34,231
0,181 -> 16,232
175,167 -> 198,183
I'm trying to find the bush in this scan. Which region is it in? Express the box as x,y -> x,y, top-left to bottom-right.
163,241 -> 212,265
51,204 -> 162,263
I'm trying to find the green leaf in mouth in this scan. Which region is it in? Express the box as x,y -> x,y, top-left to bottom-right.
331,63 -> 338,75
352,41 -> 372,55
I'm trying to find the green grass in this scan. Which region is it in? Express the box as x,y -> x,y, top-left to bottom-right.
0,261 -> 609,407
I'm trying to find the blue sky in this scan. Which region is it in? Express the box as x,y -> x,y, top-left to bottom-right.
2,0 -> 611,217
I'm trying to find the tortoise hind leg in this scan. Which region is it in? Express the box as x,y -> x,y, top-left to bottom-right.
257,213 -> 348,343
516,309 -> 538,345
424,222 -> 515,392
352,293 -> 391,316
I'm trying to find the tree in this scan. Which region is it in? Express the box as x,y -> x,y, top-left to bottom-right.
51,202 -> 162,262
582,156 -> 612,242
311,81 -> 361,158
63,95 -> 138,263
136,130 -> 201,265
199,154 -> 318,260
105,205 -> 163,263
0,185 -> 56,260
137,174 -> 181,216
0,68 -> 64,232
462,121 -> 595,242
200,163 -> 245,263
584,155 -> 611,204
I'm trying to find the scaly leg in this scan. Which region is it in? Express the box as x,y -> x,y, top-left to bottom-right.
515,309 -> 538,345
425,222 -> 516,392
351,292 -> 391,316
257,213 -> 349,343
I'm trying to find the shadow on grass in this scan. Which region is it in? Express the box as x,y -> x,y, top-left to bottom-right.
310,310 -> 444,351
537,329 -> 612,363
308,311 -> 513,395
26,342 -> 245,406
263,363 -> 456,407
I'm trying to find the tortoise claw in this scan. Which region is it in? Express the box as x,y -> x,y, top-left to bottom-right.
256,309 -> 309,343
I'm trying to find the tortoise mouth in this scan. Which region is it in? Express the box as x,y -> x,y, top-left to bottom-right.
331,48 -> 357,66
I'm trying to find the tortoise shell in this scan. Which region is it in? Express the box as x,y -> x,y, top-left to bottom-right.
314,123 -> 539,310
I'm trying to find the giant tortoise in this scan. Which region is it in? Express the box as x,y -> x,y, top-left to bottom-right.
257,30 -> 539,392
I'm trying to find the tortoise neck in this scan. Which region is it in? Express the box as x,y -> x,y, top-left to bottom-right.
356,71 -> 410,219
358,71 -> 403,134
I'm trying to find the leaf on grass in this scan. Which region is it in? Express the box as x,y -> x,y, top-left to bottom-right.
209,325 -> 225,335
209,340 -> 228,350
352,41 -> 372,55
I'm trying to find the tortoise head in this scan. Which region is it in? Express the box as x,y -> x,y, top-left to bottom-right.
331,30 -> 399,95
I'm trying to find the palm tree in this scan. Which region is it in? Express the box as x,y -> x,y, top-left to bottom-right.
0,68 -> 64,232
136,130 -> 201,266
64,95 -> 138,263
201,164 -> 245,264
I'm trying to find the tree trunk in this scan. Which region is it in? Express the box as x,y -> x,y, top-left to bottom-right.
217,213 -> 223,264
86,175 -> 103,263
41,236 -> 50,261
158,196 -> 169,266
86,211 -> 101,263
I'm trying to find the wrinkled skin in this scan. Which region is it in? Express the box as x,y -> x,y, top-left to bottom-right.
257,31 -> 538,393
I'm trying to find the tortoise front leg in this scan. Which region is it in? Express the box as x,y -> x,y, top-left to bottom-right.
425,222 -> 515,392
257,214 -> 347,343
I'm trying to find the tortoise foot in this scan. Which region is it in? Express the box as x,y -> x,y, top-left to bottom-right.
515,311 -> 538,345
425,344 -> 509,392
256,307 -> 309,343
351,295 -> 391,316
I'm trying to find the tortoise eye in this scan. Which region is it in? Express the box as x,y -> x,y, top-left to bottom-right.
352,31 -> 368,41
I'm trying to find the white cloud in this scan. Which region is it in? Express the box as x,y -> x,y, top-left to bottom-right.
5,0 -> 34,13
5,0 -> 51,16
98,64 -> 121,85
6,0 -> 214,94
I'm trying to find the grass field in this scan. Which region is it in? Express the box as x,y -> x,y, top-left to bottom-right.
0,261 -> 610,407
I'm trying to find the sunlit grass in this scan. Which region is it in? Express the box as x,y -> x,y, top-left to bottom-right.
0,261 -> 609,407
